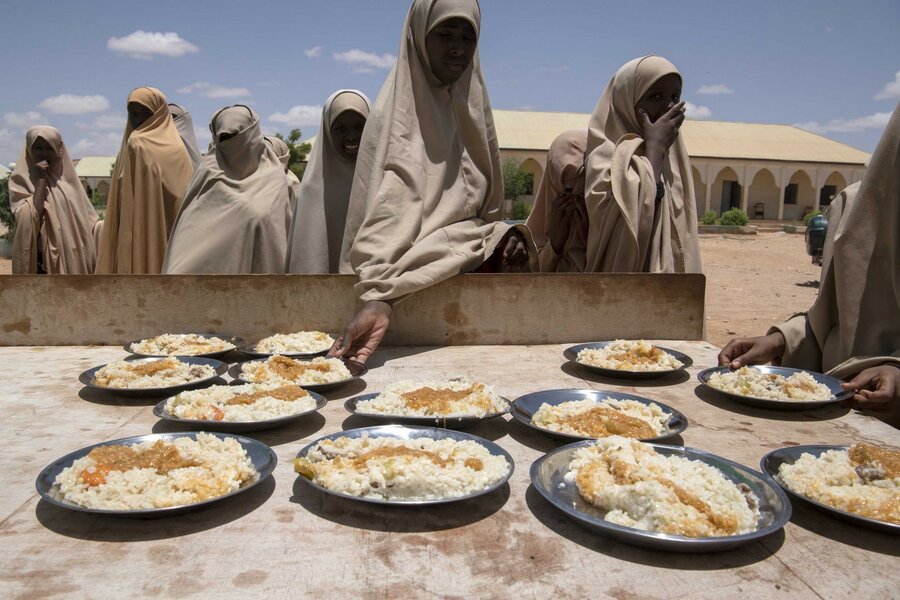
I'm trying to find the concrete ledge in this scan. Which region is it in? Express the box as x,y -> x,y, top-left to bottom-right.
698,225 -> 758,235
0,273 -> 706,346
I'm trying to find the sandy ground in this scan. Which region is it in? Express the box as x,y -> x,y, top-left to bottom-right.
0,232 -> 819,348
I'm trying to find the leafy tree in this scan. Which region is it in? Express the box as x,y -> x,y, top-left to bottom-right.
511,201 -> 532,220
0,176 -> 14,242
274,129 -> 312,181
502,159 -> 534,200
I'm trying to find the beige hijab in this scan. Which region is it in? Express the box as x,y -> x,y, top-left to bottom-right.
774,101 -> 900,379
286,90 -> 371,274
265,135 -> 301,213
163,105 -> 292,274
96,87 -> 192,273
169,103 -> 202,167
584,56 -> 701,273
8,126 -> 101,274
339,0 -> 533,302
526,129 -> 588,272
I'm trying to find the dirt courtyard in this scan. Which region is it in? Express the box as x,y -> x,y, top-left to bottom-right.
0,232 -> 818,348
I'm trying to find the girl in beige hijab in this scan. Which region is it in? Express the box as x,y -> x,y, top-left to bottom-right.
8,126 -> 101,274
163,105 -> 293,274
265,135 -> 301,213
286,89 -> 371,274
168,103 -> 202,167
330,0 -> 536,364
720,102 -> 900,412
96,87 -> 193,273
584,56 -> 701,273
526,129 -> 589,272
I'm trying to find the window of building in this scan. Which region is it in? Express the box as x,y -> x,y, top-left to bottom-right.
784,183 -> 798,205
820,185 -> 837,207
721,180 -> 741,210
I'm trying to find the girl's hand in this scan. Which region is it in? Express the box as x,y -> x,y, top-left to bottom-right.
34,160 -> 51,178
841,365 -> 900,409
501,231 -> 528,267
640,102 -> 685,181
718,332 -> 786,369
328,300 -> 392,365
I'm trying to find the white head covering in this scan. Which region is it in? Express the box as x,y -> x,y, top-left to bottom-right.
163,105 -> 292,274
584,56 -> 701,273
286,89 -> 371,273
168,103 -> 202,167
264,134 -> 302,216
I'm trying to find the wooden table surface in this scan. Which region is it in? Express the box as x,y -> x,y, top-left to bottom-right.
1,342 -> 896,599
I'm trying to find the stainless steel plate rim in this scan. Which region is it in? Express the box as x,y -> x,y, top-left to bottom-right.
78,356 -> 228,395
125,333 -> 243,358
697,365 -> 852,408
565,342 -> 693,377
152,388 -> 328,429
344,392 -> 511,426
227,358 -> 367,390
236,333 -> 339,359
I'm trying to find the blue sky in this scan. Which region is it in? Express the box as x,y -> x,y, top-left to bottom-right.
1,0 -> 898,166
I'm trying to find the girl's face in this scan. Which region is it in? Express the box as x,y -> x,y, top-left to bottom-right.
330,110 -> 367,161
635,73 -> 682,122
128,102 -> 154,130
425,17 -> 477,85
31,136 -> 56,165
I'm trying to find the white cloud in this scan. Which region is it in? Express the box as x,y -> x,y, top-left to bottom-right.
304,46 -> 323,58
194,126 -> 212,151
351,67 -> 376,75
268,105 -> 322,127
697,84 -> 734,95
874,70 -> 900,101
333,49 -> 396,70
3,111 -> 48,128
795,112 -> 891,134
71,132 -> 121,157
685,102 -> 712,120
107,31 -> 199,59
39,94 -> 110,115
177,81 -> 251,98
0,127 -> 23,167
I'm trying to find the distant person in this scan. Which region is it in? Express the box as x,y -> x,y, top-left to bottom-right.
265,135 -> 301,212
720,102 -> 900,412
526,129 -> 589,272
329,0 -> 537,364
286,89 -> 371,274
96,87 -> 192,274
583,56 -> 701,273
169,103 -> 202,167
8,126 -> 101,274
163,105 -> 292,274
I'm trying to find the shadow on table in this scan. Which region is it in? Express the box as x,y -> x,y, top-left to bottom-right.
35,475 -> 275,542
290,478 -> 510,532
320,379 -> 368,401
77,381 -> 235,407
787,500 -> 899,556
524,485 -> 784,568
506,414 -> 686,453
150,412 -> 327,447
559,361 -> 691,388
361,346 -> 442,370
693,385 -> 850,422
339,414 -> 512,442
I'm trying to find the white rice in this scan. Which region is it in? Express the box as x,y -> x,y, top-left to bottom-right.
532,398 -> 671,438
577,340 -> 683,372
355,380 -> 508,417
94,357 -> 215,389
130,333 -> 233,356
708,366 -> 833,401
240,356 -> 352,385
164,383 -> 317,422
294,434 -> 510,501
255,331 -> 334,354
564,436 -> 759,537
53,433 -> 256,510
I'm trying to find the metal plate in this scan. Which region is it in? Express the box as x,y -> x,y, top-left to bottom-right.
344,393 -> 510,429
295,425 -> 514,506
153,387 -> 327,433
125,333 -> 243,359
564,342 -> 693,380
530,440 -> 791,552
236,333 -> 337,359
35,432 -> 277,518
761,445 -> 899,535
511,389 -> 687,443
79,357 -> 228,398
697,366 -> 851,410
228,358 -> 367,392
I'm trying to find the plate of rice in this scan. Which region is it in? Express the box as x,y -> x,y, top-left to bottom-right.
762,443 -> 900,534
565,341 -> 692,379
127,333 -> 241,358
80,357 -> 228,398
345,380 -> 510,428
293,425 -> 514,505
698,366 -> 849,409
154,383 -> 327,433
238,331 -> 335,358
512,389 -> 687,442
230,355 -> 366,392
35,432 -> 277,517
530,436 -> 790,552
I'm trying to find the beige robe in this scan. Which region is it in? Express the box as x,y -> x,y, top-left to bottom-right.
265,136 -> 302,215
771,101 -> 900,380
9,126 -> 101,274
525,129 -> 588,272
169,103 -> 202,168
339,0 -> 535,303
584,56 -> 701,273
96,87 -> 193,274
286,90 -> 371,274
163,105 -> 292,274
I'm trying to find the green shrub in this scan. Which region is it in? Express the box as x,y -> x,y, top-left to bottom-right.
510,201 -> 532,220
719,208 -> 749,227
802,209 -> 822,226
0,176 -> 14,242
700,210 -> 718,225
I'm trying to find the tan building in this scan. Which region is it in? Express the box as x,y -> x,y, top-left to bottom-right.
73,156 -> 116,202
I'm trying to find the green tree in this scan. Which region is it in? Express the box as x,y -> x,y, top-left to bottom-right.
0,176 -> 14,242
501,159 -> 534,200
275,129 -> 312,181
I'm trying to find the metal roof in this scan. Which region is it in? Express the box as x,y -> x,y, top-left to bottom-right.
73,156 -> 116,178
